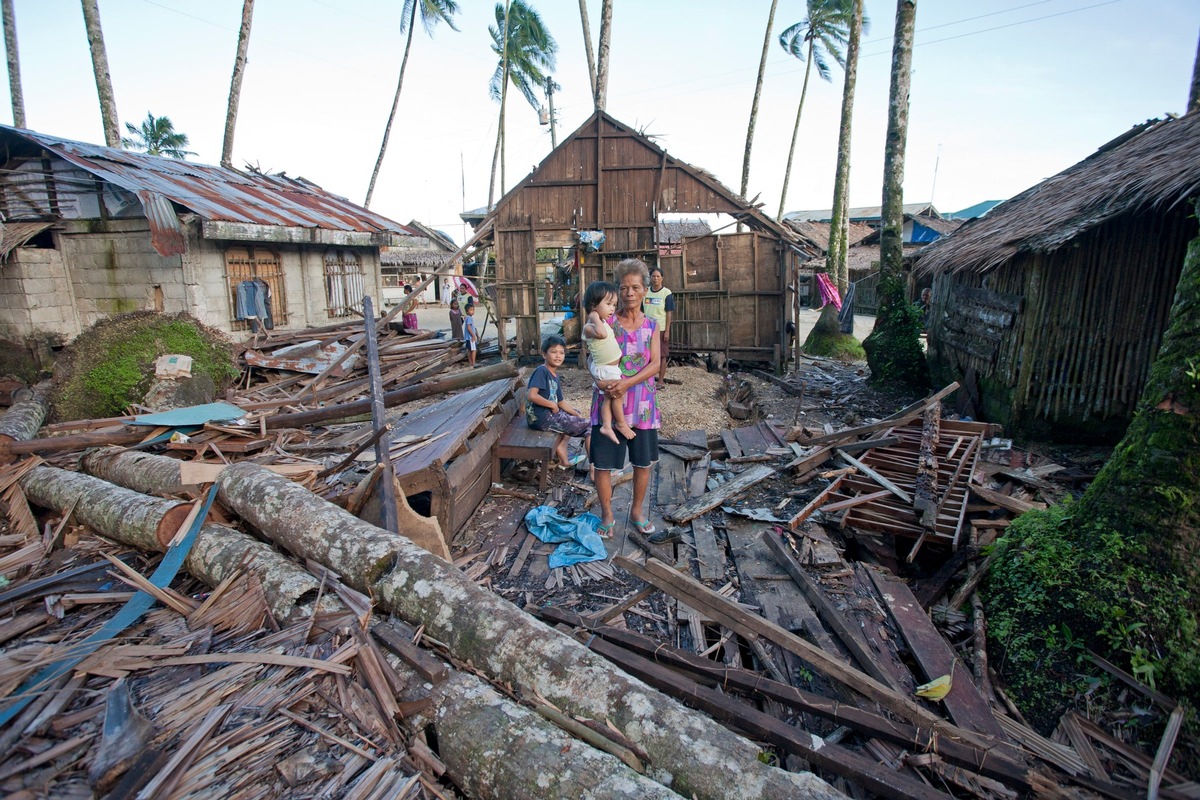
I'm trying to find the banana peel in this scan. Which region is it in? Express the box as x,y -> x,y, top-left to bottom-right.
914,673 -> 953,701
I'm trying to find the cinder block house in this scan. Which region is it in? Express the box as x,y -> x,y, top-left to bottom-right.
0,125 -> 415,341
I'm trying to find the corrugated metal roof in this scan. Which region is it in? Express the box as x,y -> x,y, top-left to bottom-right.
2,126 -> 415,239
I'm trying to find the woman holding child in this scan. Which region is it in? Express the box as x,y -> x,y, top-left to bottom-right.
589,259 -> 662,538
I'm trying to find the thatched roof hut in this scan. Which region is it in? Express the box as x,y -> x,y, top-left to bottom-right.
911,114 -> 1199,441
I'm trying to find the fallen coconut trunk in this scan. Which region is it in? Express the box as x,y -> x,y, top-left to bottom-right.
0,385 -> 49,442
262,361 -> 517,428
24,465 -> 333,621
81,447 -> 190,496
217,463 -> 839,800
21,466 -> 192,551
428,670 -> 680,800
3,426 -> 147,461
52,457 -> 717,798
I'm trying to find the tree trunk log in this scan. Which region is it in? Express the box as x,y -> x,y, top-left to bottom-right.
0,385 -> 50,463
2,426 -> 146,461
81,447 -> 188,495
29,460 -> 332,621
20,466 -> 190,551
262,363 -> 517,429
215,464 -> 837,800
429,670 -> 679,799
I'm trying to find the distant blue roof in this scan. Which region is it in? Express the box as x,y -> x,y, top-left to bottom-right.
944,200 -> 1004,220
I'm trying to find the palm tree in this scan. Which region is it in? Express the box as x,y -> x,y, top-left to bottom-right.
80,0 -> 120,148
863,0 -> 926,390
221,0 -> 255,169
121,113 -> 194,159
3,0 -> 25,128
594,0 -> 612,111
739,0 -> 778,208
577,0 -> 597,104
776,0 -> 858,220
365,0 -> 460,207
487,0 -> 556,207
803,0 -> 862,352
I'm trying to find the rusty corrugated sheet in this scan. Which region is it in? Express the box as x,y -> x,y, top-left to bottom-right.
4,126 -> 415,238
136,190 -> 186,256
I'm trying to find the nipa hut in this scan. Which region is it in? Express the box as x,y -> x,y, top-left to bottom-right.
463,111 -> 801,365
911,114 -> 1199,441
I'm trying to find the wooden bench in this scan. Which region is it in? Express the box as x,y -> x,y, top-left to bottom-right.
492,414 -> 558,491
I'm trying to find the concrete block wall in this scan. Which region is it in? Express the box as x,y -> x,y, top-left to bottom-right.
58,220 -> 185,327
0,247 -> 78,340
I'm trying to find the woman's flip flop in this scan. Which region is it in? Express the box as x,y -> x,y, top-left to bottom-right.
631,518 -> 656,535
596,521 -> 615,538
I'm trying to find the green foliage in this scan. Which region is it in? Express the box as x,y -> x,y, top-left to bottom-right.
121,112 -> 194,159
53,313 -> 239,421
985,502 -> 1200,730
863,284 -> 929,391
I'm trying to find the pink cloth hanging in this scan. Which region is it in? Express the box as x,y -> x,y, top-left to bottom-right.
815,272 -> 842,310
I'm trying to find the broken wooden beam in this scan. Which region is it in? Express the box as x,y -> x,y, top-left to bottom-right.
913,405 -> 941,528
664,464 -> 774,524
262,362 -> 518,428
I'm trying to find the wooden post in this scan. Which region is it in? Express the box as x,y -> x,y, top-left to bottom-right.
362,296 -> 399,535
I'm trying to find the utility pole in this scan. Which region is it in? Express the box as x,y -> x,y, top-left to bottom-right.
544,77 -> 558,148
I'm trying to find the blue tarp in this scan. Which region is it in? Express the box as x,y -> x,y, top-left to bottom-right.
524,506 -> 607,568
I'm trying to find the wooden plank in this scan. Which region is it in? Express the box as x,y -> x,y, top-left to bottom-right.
866,568 -> 1007,740
719,429 -> 743,459
656,450 -> 688,508
614,555 -> 1016,760
969,483 -> 1046,515
372,622 -> 449,684
819,489 -> 891,514
691,516 -> 723,582
763,532 -> 900,691
664,464 -> 774,524
835,449 -> 912,504
787,475 -> 845,529
541,608 -> 1034,789
546,615 -> 949,800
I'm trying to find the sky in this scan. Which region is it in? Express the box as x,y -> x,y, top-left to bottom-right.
4,0 -> 1199,245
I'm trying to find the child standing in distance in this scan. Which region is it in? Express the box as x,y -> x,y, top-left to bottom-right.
525,335 -> 590,468
463,301 -> 480,367
583,281 -> 636,444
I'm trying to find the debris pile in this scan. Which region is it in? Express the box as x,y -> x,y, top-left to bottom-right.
0,310 -> 1193,799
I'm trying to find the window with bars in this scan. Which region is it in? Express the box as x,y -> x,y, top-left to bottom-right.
225,246 -> 288,331
325,250 -> 365,318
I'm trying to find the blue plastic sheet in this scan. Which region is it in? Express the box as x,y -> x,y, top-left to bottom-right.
524,506 -> 607,568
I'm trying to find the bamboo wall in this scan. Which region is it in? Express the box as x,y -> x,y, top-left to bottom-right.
929,208 -> 1192,440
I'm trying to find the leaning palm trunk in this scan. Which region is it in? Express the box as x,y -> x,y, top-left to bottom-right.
578,0 -> 597,103
80,0 -> 120,148
740,0 -> 778,204
488,0 -> 512,208
826,0 -> 863,294
365,1 -> 418,208
3,0 -> 25,128
777,48 -> 816,221
594,0 -> 612,111
221,0 -> 254,169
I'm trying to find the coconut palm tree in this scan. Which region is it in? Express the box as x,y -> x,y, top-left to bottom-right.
863,0 -> 927,390
740,0 -> 778,208
776,0 -> 859,220
365,0 -> 460,208
80,0 -> 120,148
121,113 -> 194,159
221,0 -> 255,169
3,0 -> 26,129
487,0 -> 556,208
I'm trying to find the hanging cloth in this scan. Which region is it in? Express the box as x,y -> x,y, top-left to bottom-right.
815,272 -> 842,311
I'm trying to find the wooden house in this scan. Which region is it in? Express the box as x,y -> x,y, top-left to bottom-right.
911,115 -> 1199,441
464,111 -> 800,365
0,125 -> 414,341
